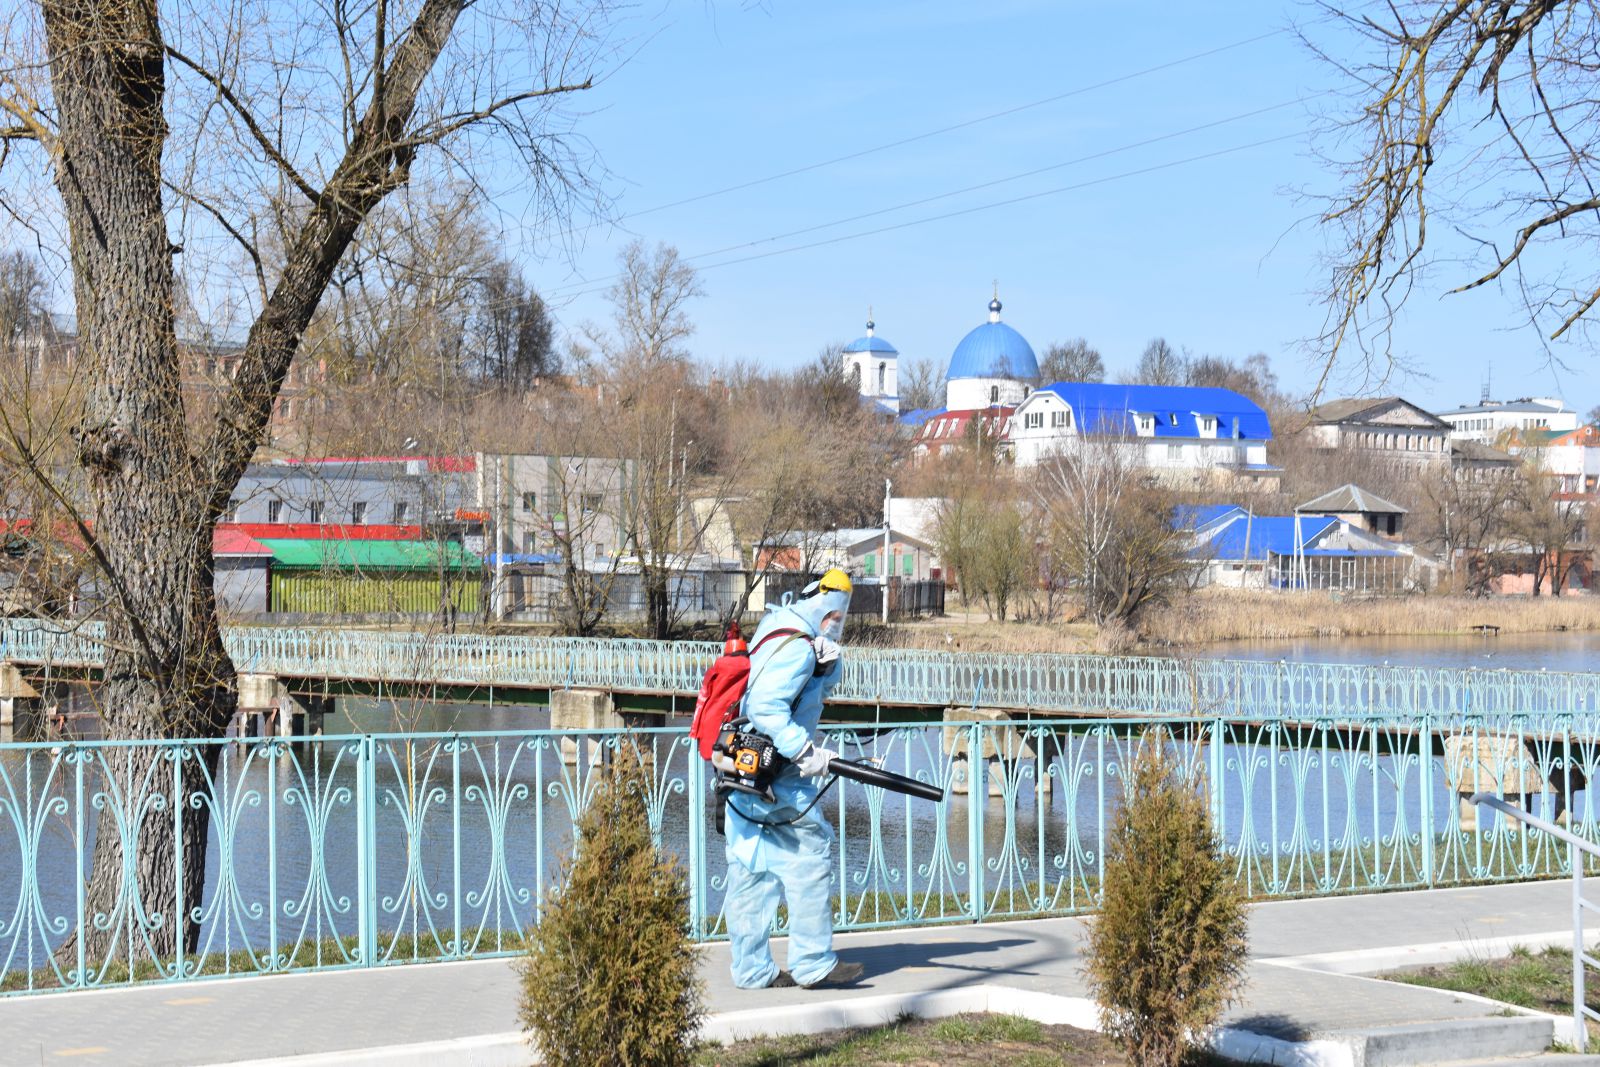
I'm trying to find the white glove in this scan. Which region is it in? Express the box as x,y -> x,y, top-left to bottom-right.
811,636 -> 841,673
794,741 -> 837,777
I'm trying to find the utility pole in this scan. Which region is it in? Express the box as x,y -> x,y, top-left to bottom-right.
882,478 -> 892,625
492,454 -> 506,621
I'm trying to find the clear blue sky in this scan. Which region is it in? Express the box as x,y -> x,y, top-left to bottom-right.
515,0 -> 1597,415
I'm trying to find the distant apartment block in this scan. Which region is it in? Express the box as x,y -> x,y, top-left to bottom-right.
1435,396 -> 1577,443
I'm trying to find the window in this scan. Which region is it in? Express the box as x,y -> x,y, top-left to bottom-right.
1024,411 -> 1043,430
351,501 -> 367,523
903,554 -> 913,576
267,499 -> 283,523
393,501 -> 409,524
877,362 -> 886,393
1137,415 -> 1153,433
521,491 -> 537,514
1200,416 -> 1215,434
523,532 -> 537,553
223,498 -> 240,522
863,553 -> 876,576
582,492 -> 603,513
989,385 -> 999,404
1051,410 -> 1068,428
1167,444 -> 1183,462
308,501 -> 324,523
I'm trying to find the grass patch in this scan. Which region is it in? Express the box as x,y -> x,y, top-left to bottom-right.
694,1012 -> 1244,1066
1384,944 -> 1598,1017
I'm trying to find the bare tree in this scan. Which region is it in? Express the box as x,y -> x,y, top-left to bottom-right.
0,0 -> 604,961
1506,460 -> 1587,596
593,240 -> 703,366
472,259 -> 557,388
1310,3 -> 1600,382
897,355 -> 942,410
1131,338 -> 1185,386
0,249 -> 52,344
1184,352 -> 1281,407
1032,436 -> 1197,626
1038,338 -> 1105,384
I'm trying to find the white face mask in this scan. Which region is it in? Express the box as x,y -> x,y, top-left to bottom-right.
820,611 -> 845,641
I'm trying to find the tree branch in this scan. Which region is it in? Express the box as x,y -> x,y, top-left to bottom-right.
162,43 -> 320,202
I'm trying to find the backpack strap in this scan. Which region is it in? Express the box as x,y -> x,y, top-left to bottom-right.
750,626 -> 807,654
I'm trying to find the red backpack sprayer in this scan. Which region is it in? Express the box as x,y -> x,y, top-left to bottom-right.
689,621 -> 944,814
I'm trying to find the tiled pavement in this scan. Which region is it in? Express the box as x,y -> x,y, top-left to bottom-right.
0,879 -> 1588,1066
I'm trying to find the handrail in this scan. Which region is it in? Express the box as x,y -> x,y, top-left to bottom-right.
8,617 -> 1600,719
1470,794 -> 1600,859
1471,792 -> 1600,1052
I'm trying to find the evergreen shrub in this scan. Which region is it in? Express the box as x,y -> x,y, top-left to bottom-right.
1085,737 -> 1249,1067
518,751 -> 705,1067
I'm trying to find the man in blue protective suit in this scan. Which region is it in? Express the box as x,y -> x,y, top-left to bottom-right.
723,568 -> 865,990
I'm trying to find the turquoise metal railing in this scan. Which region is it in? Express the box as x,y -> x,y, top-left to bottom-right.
3,713 -> 1599,995
4,617 -> 1600,718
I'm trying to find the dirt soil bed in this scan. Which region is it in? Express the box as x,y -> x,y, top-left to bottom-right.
695,1012 -> 1238,1066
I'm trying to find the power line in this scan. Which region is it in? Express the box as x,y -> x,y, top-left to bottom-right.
550,131 -> 1301,302
550,103 -> 1312,300
615,29 -> 1287,223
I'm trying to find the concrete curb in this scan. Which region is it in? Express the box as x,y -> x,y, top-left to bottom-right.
208,984 -> 1364,1067
1261,928 -> 1599,976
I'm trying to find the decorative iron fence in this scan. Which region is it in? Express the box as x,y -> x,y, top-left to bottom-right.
5,617 -> 1600,718
2,714 -> 1598,996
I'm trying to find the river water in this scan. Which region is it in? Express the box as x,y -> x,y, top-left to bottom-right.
2,631 -> 1596,981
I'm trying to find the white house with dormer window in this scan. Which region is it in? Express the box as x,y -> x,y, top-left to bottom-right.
1008,383 -> 1276,484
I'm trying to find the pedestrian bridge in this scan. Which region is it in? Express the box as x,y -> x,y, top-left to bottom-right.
2,617 -> 1597,720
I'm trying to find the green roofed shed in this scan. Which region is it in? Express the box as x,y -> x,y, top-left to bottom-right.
258,538 -> 478,571
258,538 -> 482,615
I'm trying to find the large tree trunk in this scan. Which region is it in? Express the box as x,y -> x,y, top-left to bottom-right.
42,0 -> 237,962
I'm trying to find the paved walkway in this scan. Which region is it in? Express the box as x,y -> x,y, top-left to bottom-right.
0,880 -> 1592,1066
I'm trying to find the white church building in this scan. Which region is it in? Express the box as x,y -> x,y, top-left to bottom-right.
842,293 -> 1276,483
842,318 -> 900,416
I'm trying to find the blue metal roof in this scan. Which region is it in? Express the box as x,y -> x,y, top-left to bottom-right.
898,406 -> 945,427
1037,383 -> 1273,440
1195,515 -> 1338,562
947,321 -> 1039,381
844,335 -> 898,355
1175,504 -> 1246,531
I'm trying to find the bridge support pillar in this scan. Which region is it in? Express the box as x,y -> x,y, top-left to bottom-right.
941,707 -> 1049,799
552,688 -> 621,766
0,662 -> 41,743
282,689 -> 331,739
235,675 -> 330,740
1443,733 -> 1578,831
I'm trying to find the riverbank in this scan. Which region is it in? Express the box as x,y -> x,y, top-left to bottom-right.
879,590 -> 1600,655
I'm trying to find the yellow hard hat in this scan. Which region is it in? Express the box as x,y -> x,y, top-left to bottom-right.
817,568 -> 852,595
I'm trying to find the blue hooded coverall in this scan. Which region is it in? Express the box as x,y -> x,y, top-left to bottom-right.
723,588 -> 847,989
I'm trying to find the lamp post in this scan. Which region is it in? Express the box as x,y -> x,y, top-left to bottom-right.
882,478 -> 892,625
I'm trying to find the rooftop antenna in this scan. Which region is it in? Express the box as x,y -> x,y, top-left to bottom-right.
1481,366 -> 1491,405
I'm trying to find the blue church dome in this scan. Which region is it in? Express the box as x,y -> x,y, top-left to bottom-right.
946,298 -> 1038,381
844,317 -> 898,355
